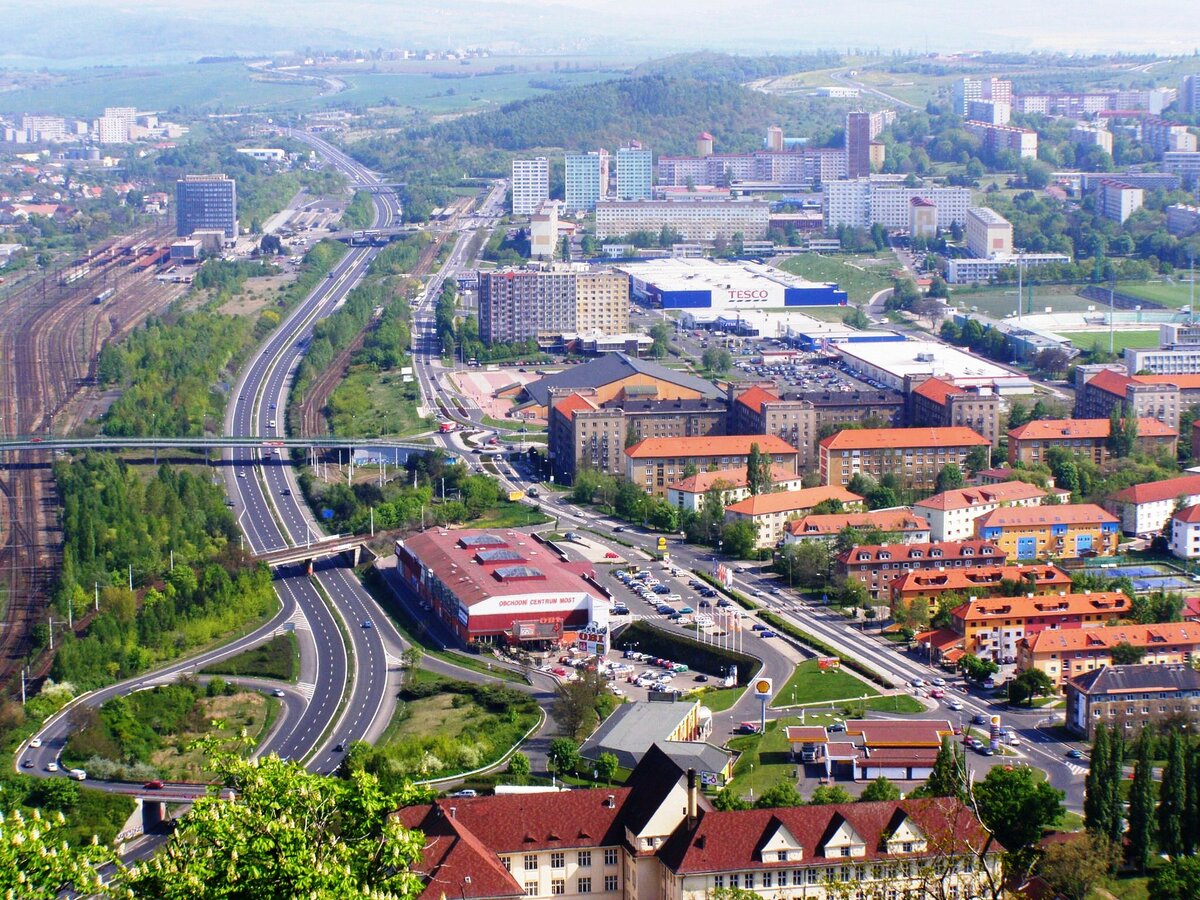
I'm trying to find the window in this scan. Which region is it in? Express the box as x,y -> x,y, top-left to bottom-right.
604,876 -> 618,892
903,842 -> 913,853
714,876 -> 725,889
578,851 -> 591,867
808,869 -> 820,884
551,853 -> 565,870
501,857 -> 512,872
792,870 -> 804,886
762,871 -> 773,888
525,855 -> 538,871
745,873 -> 755,889
525,883 -> 538,897
604,849 -> 618,866
551,879 -> 565,896
841,846 -> 852,857
729,874 -> 740,888
777,851 -> 789,862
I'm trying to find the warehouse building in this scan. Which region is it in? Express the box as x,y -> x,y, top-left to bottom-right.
395,530 -> 610,650
618,258 -> 847,311
834,340 -> 1033,393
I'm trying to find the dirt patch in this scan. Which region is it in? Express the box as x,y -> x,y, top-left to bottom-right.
221,272 -> 301,318
148,691 -> 272,780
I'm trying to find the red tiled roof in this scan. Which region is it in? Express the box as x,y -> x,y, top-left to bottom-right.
395,804 -> 525,900
658,798 -> 993,874
725,486 -> 863,517
841,540 -> 1004,565
734,385 -> 779,414
553,392 -> 597,421
975,503 -> 1119,529
1009,417 -> 1177,441
1133,374 -> 1200,390
627,434 -> 798,459
915,480 -> 1047,512
911,377 -> 965,406
890,564 -> 1072,597
1086,367 -> 1134,397
951,591 -> 1129,624
668,465 -> 798,495
1022,621 -> 1200,653
843,719 -> 954,747
1173,503 -> 1200,524
784,726 -> 829,742
820,427 -> 989,451
1110,475 -> 1200,506
787,510 -> 929,536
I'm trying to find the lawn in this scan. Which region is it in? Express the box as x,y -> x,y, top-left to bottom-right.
726,717 -> 803,798
1064,329 -> 1162,354
1117,278 -> 1198,309
770,658 -> 881,709
470,500 -> 553,529
690,685 -> 746,712
864,695 -> 926,714
774,252 -> 896,304
329,369 -> 431,438
950,283 -> 1096,319
201,633 -> 299,682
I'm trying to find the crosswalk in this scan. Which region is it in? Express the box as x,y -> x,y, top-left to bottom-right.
1063,762 -> 1088,777
294,682 -> 317,701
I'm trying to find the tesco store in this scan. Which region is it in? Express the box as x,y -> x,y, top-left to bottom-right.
396,530 -> 611,651
619,258 -> 847,311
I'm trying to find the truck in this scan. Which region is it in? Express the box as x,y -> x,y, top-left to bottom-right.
507,490 -> 526,502
438,421 -> 457,433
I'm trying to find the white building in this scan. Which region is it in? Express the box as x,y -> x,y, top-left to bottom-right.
595,199 -> 769,242
823,176 -> 972,230
615,145 -> 653,201
565,150 -> 609,212
946,253 -> 1070,285
834,340 -> 1033,393
529,200 -> 561,259
965,207 -> 1012,258
965,121 -> 1038,159
1125,346 -> 1200,375
666,465 -> 807,514
96,106 -> 136,144
1098,179 -> 1144,223
1107,474 -> 1200,536
20,115 -> 67,142
914,480 -> 1061,542
952,77 -> 1012,116
1070,124 -> 1113,156
967,100 -> 1011,125
511,157 -> 550,216
236,147 -> 287,162
1170,504 -> 1200,559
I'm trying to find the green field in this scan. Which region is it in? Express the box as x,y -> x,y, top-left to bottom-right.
201,633 -> 299,682
690,685 -> 746,712
950,283 -> 1096,319
726,717 -> 803,797
1116,279 -> 1199,310
329,370 -> 431,439
774,252 -> 896,304
1062,329 -> 1162,354
770,658 -> 880,709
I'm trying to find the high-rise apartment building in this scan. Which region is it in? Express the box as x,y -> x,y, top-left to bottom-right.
844,111 -> 891,178
96,106 -> 137,144
20,115 -> 66,142
964,121 -> 1038,160
565,151 -> 610,212
765,126 -> 784,152
614,145 -> 653,201
511,157 -> 549,216
477,266 -> 629,344
1181,74 -> 1200,115
1097,179 -> 1144,223
594,199 -> 769,241
952,77 -> 1012,116
175,174 -> 237,239
965,207 -> 1013,258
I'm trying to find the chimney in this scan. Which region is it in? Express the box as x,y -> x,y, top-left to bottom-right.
687,769 -> 698,828
605,794 -> 616,809
449,806 -> 457,819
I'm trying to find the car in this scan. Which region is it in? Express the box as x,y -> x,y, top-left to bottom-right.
273,689 -> 286,698
751,623 -> 768,631
604,552 -> 619,559
269,403 -> 276,410
611,606 -> 630,616
268,419 -> 276,428
694,674 -> 709,683
45,762 -> 58,773
931,677 -> 946,686
238,470 -> 246,478
68,769 -> 87,781
1007,735 -> 1022,746
716,598 -> 732,608
361,620 -> 373,629
946,699 -> 964,711
29,738 -> 42,749
910,678 -> 925,688
21,759 -> 32,768
1066,748 -> 1085,759
735,723 -> 762,735
143,780 -> 164,790
828,722 -> 846,733
451,789 -> 478,798
612,526 -> 625,533
976,746 -> 995,756
758,630 -> 778,638
973,713 -> 990,725
334,743 -> 345,752
929,688 -> 945,699
281,488 -> 291,496
698,599 -> 711,608
550,666 -> 569,677
679,606 -> 694,615
665,594 -> 682,602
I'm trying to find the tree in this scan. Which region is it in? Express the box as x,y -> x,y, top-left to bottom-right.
701,346 -> 733,375
808,785 -> 854,805
858,776 -> 901,802
1186,742 -> 1200,855
1106,728 -> 1127,845
973,764 -> 1064,853
935,463 -> 965,493
720,520 -> 759,558
0,808 -> 115,899
1107,408 -> 1139,458
1084,724 -> 1115,838
554,670 -> 610,741
125,747 -> 427,900
1150,856 -> 1200,900
960,653 -> 999,683
506,751 -> 531,777
746,443 -> 773,496
596,752 -> 619,785
1009,668 -> 1054,707
1037,833 -> 1123,900
755,779 -> 805,809
547,738 -> 581,777
1158,729 -> 1187,857
964,444 -> 991,475
1127,728 -> 1156,872
913,736 -> 965,800
649,321 -> 672,358
712,786 -> 751,811
1111,641 -> 1147,665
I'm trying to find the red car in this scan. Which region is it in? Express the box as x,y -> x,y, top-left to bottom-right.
604,551 -> 619,559
143,780 -> 164,790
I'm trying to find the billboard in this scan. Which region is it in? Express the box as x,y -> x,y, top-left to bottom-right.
753,677 -> 773,700
817,657 -> 841,671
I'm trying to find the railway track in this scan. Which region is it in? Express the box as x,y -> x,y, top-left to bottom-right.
0,222 -> 185,692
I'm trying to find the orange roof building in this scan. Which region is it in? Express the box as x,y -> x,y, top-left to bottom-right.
951,591 -> 1130,661
1008,417 -> 1179,468
915,480 -> 1064,542
819,426 -> 990,492
1019,621 -> 1200,685
665,464 -> 806,514
625,434 -> 799,497
839,540 -> 1006,600
975,503 -> 1120,560
784,509 -> 931,543
1107,474 -> 1200,537
724,486 -> 865,548
889,563 -> 1073,611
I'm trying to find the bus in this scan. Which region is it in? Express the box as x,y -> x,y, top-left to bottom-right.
438,421 -> 457,433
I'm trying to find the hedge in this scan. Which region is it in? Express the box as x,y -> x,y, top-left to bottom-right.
757,611 -> 896,690
696,571 -> 759,611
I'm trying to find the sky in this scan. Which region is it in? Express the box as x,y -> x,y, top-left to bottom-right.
0,0 -> 1197,66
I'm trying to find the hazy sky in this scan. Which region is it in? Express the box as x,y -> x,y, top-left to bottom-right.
2,0 -> 1198,65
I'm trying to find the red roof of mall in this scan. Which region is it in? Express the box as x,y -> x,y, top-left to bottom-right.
400,530 -> 603,608
911,377 -> 965,406
1009,418 -> 1177,440
916,480 -> 1047,511
975,504 -> 1119,528
1110,474 -> 1200,505
626,434 -> 798,459
819,427 -> 989,451
734,385 -> 779,414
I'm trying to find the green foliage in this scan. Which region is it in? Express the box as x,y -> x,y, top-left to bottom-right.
720,519 -> 759,558
974,764 -> 1064,854
596,752 -> 620,785
1085,723 -> 1115,839
935,463 -> 965,493
911,736 -> 966,801
548,738 -> 581,776
712,786 -> 751,811
1157,729 -> 1187,857
1150,856 -> 1200,900
1110,641 -> 1147,665
858,776 -> 901,803
554,670 -> 616,742
1036,833 -> 1123,900
701,345 -> 733,375
808,785 -> 853,806
201,633 -> 298,681
506,752 -> 531,777
0,808 -> 115,899
124,747 -> 429,899
341,190 -> 376,230
62,681 -> 206,772
842,306 -> 871,329
959,654 -> 999,683
1127,728 -> 1157,871
1007,668 -> 1055,707
746,443 -> 773,497
755,779 -> 804,809
51,454 -> 276,691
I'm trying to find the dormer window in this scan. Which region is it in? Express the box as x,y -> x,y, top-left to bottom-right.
910,550 -> 924,559
879,552 -> 891,560
930,549 -> 943,558
962,548 -> 974,556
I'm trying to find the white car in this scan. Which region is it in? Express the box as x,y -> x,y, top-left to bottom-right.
946,699 -> 964,711
910,678 -> 925,688
931,677 -> 947,687
29,738 -> 42,749
46,762 -> 59,773
1007,734 -> 1021,746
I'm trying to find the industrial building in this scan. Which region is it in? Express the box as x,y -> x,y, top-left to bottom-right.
175,174 -> 237,239
618,258 -> 846,311
834,340 -> 1033,393
395,530 -> 610,649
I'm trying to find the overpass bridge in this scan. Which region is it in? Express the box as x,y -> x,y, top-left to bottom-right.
0,436 -> 438,453
255,534 -> 378,570
327,226 -> 428,245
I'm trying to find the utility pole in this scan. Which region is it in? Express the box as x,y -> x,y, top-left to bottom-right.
1110,274 -> 1116,356
1016,251 -> 1023,322
94,582 -> 99,612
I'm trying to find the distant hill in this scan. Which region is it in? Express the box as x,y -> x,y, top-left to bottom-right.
630,51 -> 842,83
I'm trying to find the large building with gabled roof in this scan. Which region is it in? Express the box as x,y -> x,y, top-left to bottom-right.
625,434 -> 800,497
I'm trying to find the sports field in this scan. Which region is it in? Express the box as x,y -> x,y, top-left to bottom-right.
1063,329 -> 1161,354
1116,279 -> 1198,310
950,283 -> 1095,319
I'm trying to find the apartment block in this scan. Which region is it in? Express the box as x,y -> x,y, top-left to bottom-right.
511,157 -> 550,215
907,377 -> 1002,447
965,121 -> 1038,160
1070,124 -> 1114,156
656,147 -> 847,190
974,504 -> 1121,560
594,199 -> 769,242
20,115 -> 67,142
1163,152 -> 1200,180
565,150 -> 610,212
839,540 -> 1006,601
1097,179 -> 1144,223
574,271 -> 630,335
965,207 -> 1012,258
819,427 -> 990,492
1106,474 -> 1200,537
728,384 -> 904,470
952,77 -> 1013,116
823,176 -> 972,230
966,100 -> 1011,125
529,201 -> 560,258
96,106 -> 136,144
1019,622 -> 1200,687
914,480 -> 1061,543
1067,664 -> 1200,739
615,145 -> 653,201
1008,417 -> 1178,468
1142,119 -> 1197,157
626,435 -> 799,497
1073,368 -> 1181,429
845,111 -> 890,179
1166,204 -> 1200,237
175,174 -> 237,239
946,253 -> 1070,284
1183,74 -> 1200,115
1170,503 -> 1200,559
889,563 -> 1073,614
951,591 -> 1130,663
724,486 -> 865,549
477,266 -> 629,344
666,466 -> 807,514
784,509 -> 931,545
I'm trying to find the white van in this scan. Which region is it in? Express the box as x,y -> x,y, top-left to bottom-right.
69,768 -> 87,781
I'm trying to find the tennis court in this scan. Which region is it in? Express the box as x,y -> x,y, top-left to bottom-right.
1096,563 -> 1193,592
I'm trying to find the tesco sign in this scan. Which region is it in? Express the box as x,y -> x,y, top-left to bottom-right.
727,289 -> 769,300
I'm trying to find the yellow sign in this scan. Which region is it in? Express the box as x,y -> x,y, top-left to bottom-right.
753,677 -> 773,699
657,536 -> 667,548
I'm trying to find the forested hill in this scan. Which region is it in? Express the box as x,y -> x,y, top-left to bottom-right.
630,51 -> 842,83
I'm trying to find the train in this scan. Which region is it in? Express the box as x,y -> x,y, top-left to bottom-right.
92,288 -> 115,305
58,266 -> 90,286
